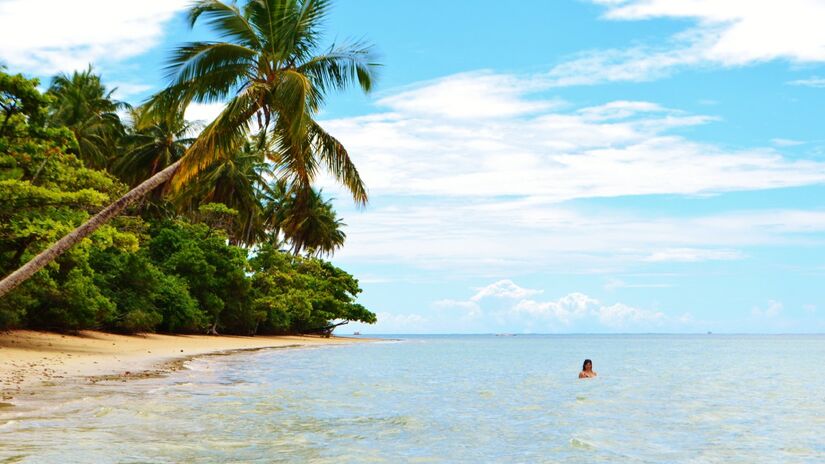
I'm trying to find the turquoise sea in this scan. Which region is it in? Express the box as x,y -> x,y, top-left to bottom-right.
1,335 -> 824,463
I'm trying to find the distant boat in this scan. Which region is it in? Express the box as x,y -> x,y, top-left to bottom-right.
353,331 -> 361,335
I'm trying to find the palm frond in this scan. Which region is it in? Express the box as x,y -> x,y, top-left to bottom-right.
164,42 -> 256,100
188,0 -> 263,49
267,69 -> 312,137
289,0 -> 332,63
246,0 -> 297,64
170,89 -> 261,190
298,40 -> 379,96
308,119 -> 367,205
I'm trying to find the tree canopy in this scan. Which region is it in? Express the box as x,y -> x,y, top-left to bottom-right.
0,63 -> 375,334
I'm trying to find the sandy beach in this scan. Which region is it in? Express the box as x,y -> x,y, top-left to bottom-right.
0,330 -> 369,401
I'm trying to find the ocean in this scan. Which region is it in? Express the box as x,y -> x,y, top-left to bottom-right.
1,334 -> 824,463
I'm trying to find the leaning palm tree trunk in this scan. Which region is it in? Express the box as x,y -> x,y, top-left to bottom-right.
0,160 -> 182,298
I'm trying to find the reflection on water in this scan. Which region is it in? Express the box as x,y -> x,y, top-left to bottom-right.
1,335 -> 825,463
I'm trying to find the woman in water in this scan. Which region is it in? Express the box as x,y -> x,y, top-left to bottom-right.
579,359 -> 597,378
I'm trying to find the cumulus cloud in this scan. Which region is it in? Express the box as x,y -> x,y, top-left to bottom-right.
470,280 -> 543,302
0,0 -> 189,74
436,281 -> 679,331
512,293 -> 598,325
596,303 -> 664,328
548,1 -> 825,86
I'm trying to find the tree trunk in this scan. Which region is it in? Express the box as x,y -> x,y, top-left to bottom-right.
0,159 -> 183,298
208,320 -> 219,335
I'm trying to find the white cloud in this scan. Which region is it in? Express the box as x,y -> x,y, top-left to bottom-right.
548,1 -> 825,86
752,300 -> 783,318
597,303 -> 665,328
322,73 -> 825,202
601,1 -> 825,63
576,100 -> 668,121
0,0 -> 189,74
547,42 -> 707,87
337,197 -> 825,273
432,280 -> 680,331
185,102 -> 226,124
110,82 -> 154,100
321,71 -> 825,273
788,76 -> 825,88
377,71 -> 561,119
644,248 -> 745,263
470,280 -> 543,302
512,293 -> 598,325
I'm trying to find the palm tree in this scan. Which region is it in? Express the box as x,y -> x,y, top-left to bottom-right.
114,105 -> 197,188
0,0 -> 377,298
47,66 -> 127,168
262,181 -> 346,256
175,137 -> 272,245
149,0 -> 376,201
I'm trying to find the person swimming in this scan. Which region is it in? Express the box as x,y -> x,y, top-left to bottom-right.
579,359 -> 597,378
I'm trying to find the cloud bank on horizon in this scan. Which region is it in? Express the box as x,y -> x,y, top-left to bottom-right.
2,0 -> 824,333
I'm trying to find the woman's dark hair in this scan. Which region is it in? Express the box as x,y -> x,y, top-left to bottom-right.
582,359 -> 592,370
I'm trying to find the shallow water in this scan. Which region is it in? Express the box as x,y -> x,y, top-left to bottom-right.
1,335 -> 824,463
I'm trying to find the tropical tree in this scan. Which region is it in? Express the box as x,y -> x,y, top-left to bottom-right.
0,0 -> 377,298
150,0 -> 376,202
175,137 -> 271,245
47,66 -> 127,168
0,71 -> 142,328
263,183 -> 346,256
113,105 -> 197,188
250,243 -> 375,334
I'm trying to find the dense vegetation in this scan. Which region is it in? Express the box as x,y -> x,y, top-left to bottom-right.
0,0 -> 378,334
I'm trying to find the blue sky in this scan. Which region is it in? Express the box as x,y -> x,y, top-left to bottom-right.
3,0 -> 825,333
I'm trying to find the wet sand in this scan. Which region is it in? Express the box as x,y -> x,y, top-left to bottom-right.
0,330 -> 370,400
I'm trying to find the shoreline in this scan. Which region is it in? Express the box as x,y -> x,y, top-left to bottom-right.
0,330 -> 373,402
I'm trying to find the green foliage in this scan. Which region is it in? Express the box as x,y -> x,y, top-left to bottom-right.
263,183 -> 346,256
195,202 -> 239,235
46,66 -> 127,168
0,71 -> 51,138
148,0 -> 377,206
175,139 -> 270,246
0,70 -> 139,331
250,243 -> 376,334
112,104 -> 196,188
0,44 -> 376,335
147,220 -> 253,333
90,248 -> 204,333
